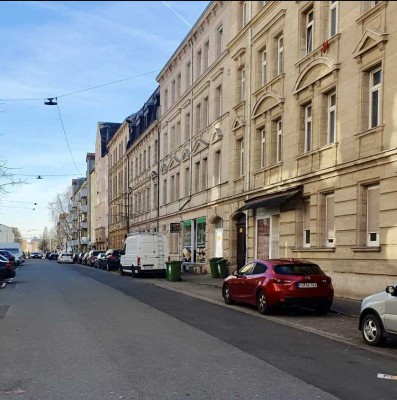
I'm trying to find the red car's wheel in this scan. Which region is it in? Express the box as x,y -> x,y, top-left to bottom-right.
222,284 -> 234,305
257,291 -> 272,315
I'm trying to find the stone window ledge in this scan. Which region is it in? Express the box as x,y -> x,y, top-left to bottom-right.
291,247 -> 336,253
351,246 -> 381,253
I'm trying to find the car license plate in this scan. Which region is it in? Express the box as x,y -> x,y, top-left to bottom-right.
298,283 -> 317,288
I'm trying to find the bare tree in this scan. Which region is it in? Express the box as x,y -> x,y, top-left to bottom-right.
0,160 -> 26,196
48,187 -> 73,251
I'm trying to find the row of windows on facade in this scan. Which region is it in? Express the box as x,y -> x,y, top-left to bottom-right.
109,62 -> 382,207
163,0 -> 383,114
301,184 -> 380,249
162,0 -> 343,111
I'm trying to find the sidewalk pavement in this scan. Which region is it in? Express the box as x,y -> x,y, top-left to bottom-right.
179,272 -> 362,317
148,271 -> 397,359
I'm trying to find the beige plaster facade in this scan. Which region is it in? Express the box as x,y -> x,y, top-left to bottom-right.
152,0 -> 397,299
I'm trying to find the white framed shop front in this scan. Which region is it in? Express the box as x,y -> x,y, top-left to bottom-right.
256,206 -> 280,259
182,217 -> 207,264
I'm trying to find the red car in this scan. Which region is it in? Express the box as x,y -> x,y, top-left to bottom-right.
222,259 -> 334,315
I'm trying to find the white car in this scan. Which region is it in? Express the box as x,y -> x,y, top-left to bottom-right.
359,283 -> 397,346
57,253 -> 74,264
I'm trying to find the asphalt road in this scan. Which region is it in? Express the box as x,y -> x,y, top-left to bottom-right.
0,260 -> 396,400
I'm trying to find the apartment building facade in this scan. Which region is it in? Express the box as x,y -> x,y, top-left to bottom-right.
152,0 -> 397,299
93,122 -> 121,250
107,87 -> 161,249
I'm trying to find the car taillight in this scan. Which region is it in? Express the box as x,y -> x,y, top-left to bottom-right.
6,262 -> 12,270
109,256 -> 115,261
322,277 -> 332,284
137,257 -> 141,266
271,277 -> 292,285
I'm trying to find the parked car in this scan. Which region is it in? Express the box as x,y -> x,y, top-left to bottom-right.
104,249 -> 122,271
359,283 -> 397,346
87,250 -> 102,267
222,259 -> 334,315
0,254 -> 15,281
48,253 -> 59,260
45,251 -> 52,259
0,250 -> 16,266
93,253 -> 106,268
30,252 -> 43,259
76,253 -> 84,264
82,252 -> 90,265
57,253 -> 74,264
0,242 -> 24,265
72,253 -> 79,263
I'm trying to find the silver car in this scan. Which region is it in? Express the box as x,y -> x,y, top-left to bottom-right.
359,283 -> 397,346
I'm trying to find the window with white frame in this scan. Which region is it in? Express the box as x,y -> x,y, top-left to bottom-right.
184,167 -> 190,197
176,172 -> 180,199
328,92 -> 336,144
261,49 -> 267,86
215,85 -> 222,118
196,103 -> 201,132
329,1 -> 338,38
203,97 -> 209,128
304,103 -> 312,152
306,9 -> 314,54
201,158 -> 207,191
170,175 -> 175,202
194,161 -> 200,193
171,79 -> 176,105
186,61 -> 191,88
366,185 -> 380,246
277,35 -> 284,75
369,67 -> 382,129
196,49 -> 202,79
214,150 -> 221,185
185,113 -> 190,142
217,25 -> 224,56
164,88 -> 168,111
203,40 -> 209,70
236,138 -> 244,177
261,129 -> 266,168
303,198 -> 310,247
325,193 -> 335,247
239,67 -> 246,102
176,73 -> 181,99
163,179 -> 167,205
276,119 -> 282,162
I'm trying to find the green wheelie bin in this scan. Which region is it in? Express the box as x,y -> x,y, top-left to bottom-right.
166,260 -> 182,282
217,259 -> 229,279
209,257 -> 223,278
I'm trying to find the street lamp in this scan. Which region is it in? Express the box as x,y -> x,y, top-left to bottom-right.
44,98 -> 57,106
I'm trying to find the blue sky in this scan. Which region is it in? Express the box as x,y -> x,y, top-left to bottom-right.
0,1 -> 209,241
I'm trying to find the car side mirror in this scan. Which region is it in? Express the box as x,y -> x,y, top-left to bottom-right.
232,270 -> 239,277
386,286 -> 396,296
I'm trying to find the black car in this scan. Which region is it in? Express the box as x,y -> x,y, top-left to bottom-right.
31,252 -> 43,259
45,252 -> 52,259
104,249 -> 122,271
48,253 -> 59,260
0,254 -> 15,281
77,253 -> 85,264
0,250 -> 16,266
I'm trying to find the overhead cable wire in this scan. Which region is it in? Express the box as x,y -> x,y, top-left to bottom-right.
0,69 -> 160,102
56,102 -> 81,175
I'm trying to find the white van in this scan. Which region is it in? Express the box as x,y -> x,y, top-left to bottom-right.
0,242 -> 24,265
120,232 -> 169,277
